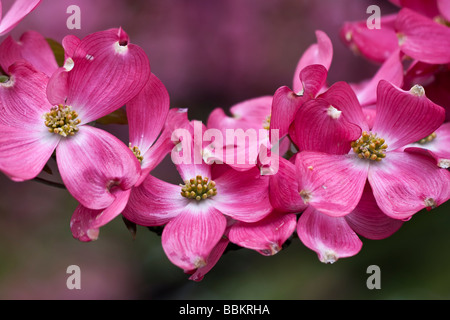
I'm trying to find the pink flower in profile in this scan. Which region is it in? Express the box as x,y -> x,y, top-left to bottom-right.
0,0 -> 42,36
296,80 -> 450,221
271,30 -> 333,140
205,96 -> 286,174
70,73 -> 189,241
0,28 -> 150,212
402,122 -> 450,169
340,13 -> 398,64
271,30 -> 389,156
206,96 -> 272,167
122,121 -> 273,273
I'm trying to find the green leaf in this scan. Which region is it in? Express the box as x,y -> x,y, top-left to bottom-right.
96,108 -> 128,125
46,38 -> 65,67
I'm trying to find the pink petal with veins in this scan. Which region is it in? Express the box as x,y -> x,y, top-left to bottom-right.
296,151 -> 369,217
269,156 -> 307,213
213,166 -> 272,223
122,175 -> 188,226
127,73 -> 170,154
396,8 -> 450,64
271,64 -> 328,140
228,211 -> 297,256
66,28 -> 150,124
56,125 -> 140,210
345,183 -> 403,240
292,30 -> 333,93
62,35 -> 81,59
297,206 -> 363,264
290,97 -> 362,155
188,235 -> 229,281
372,80 -> 445,151
162,203 -> 227,271
368,151 -> 450,220
0,124 -> 59,181
0,61 -> 52,126
70,189 -> 131,242
136,108 -> 190,186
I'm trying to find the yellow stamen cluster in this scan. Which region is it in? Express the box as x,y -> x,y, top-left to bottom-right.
263,115 -> 271,130
129,143 -> 143,163
351,131 -> 388,161
44,104 -> 81,137
417,132 -> 437,145
180,175 -> 217,201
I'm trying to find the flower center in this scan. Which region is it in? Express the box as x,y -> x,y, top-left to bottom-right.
351,131 -> 388,161
417,132 -> 437,145
129,143 -> 143,163
44,104 -> 81,137
180,175 -> 217,201
263,115 -> 271,130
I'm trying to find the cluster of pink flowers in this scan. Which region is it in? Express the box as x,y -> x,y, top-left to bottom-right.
0,0 -> 449,281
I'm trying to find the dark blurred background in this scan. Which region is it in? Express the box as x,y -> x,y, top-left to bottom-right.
1,0 -> 450,300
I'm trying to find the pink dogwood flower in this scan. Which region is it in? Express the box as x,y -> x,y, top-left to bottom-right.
122,120 -> 273,272
0,0 -> 42,36
296,80 -> 450,220
0,28 -> 150,212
